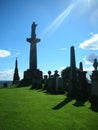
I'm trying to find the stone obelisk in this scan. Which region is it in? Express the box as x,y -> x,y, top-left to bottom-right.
13,58 -> 20,84
69,46 -> 77,98
27,22 -> 40,70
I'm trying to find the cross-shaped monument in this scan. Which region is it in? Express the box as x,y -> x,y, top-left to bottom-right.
27,22 -> 40,70
20,22 -> 43,87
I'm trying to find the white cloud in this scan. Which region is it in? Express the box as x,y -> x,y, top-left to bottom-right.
42,71 -> 48,76
84,66 -> 94,72
0,50 -> 11,58
84,66 -> 94,81
0,69 -> 14,80
79,34 -> 98,50
83,53 -> 98,64
19,72 -> 23,80
0,69 -> 23,81
9,49 -> 21,57
58,67 -> 65,72
11,52 -> 21,58
60,48 -> 67,51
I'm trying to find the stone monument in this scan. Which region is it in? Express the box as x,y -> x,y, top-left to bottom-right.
90,59 -> 98,96
13,58 -> 20,84
27,22 -> 40,70
77,62 -> 87,101
68,46 -> 77,98
20,22 -> 43,87
90,59 -> 98,111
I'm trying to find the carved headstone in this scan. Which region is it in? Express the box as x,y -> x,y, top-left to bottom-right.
47,77 -> 55,92
56,77 -> 64,93
48,71 -> 51,78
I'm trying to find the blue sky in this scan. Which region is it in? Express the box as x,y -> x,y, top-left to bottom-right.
0,0 -> 98,80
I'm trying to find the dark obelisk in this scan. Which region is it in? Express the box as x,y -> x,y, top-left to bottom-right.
27,22 -> 40,70
13,58 -> 20,84
69,46 -> 77,98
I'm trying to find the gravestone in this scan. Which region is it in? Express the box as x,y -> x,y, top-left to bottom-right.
77,62 -> 87,101
90,59 -> 98,96
13,58 -> 20,84
90,59 -> 98,111
55,77 -> 64,93
43,75 -> 48,90
46,70 -> 64,93
48,71 -> 51,78
54,70 -> 64,93
47,76 -> 55,92
20,22 -> 43,87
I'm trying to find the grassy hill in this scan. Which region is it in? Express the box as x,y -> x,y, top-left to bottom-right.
0,86 -> 98,130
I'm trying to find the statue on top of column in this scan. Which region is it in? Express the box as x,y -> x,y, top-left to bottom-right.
31,22 -> 37,39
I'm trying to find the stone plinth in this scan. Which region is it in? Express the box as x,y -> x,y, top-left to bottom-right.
20,69 -> 43,87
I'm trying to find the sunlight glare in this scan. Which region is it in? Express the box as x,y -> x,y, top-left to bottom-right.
87,0 -> 90,9
40,4 -> 74,38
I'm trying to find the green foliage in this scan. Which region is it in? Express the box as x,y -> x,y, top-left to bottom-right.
0,87 -> 98,130
61,66 -> 80,79
61,67 -> 70,80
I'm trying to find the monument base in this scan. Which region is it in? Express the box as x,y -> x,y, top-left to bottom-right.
19,69 -> 43,88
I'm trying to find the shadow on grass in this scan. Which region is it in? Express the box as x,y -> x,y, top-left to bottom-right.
29,88 -> 98,112
43,90 -> 65,95
89,97 -> 98,112
73,100 -> 85,107
52,98 -> 72,110
90,104 -> 98,112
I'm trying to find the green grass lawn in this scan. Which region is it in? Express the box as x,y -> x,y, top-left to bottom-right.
0,87 -> 98,130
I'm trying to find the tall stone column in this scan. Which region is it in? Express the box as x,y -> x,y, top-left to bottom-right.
27,22 -> 40,70
69,46 -> 77,98
19,22 -> 43,87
